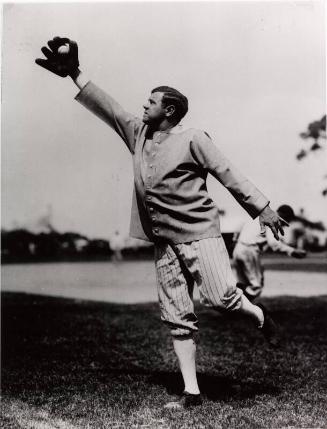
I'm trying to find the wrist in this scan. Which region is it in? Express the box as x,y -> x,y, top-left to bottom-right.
70,69 -> 89,90
259,203 -> 270,216
69,67 -> 81,81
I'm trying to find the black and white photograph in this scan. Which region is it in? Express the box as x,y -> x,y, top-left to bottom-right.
1,1 -> 326,427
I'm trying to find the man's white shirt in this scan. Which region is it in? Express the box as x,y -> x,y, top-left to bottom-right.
237,219 -> 295,255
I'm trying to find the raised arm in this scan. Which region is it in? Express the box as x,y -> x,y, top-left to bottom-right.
190,130 -> 285,240
35,37 -> 142,154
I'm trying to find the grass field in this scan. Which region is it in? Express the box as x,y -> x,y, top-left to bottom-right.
1,291 -> 327,428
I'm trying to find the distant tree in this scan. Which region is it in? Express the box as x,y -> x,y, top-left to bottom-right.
296,115 -> 326,196
60,232 -> 88,255
35,231 -> 62,259
85,239 -> 111,257
1,229 -> 36,261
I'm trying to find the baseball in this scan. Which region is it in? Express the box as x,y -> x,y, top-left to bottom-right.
58,44 -> 70,54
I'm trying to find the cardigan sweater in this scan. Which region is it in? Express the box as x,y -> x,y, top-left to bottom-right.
76,82 -> 269,243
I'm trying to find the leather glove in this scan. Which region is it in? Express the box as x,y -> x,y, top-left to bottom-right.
35,37 -> 79,77
291,249 -> 307,259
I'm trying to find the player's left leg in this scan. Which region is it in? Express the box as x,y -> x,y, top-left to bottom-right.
184,237 -> 279,346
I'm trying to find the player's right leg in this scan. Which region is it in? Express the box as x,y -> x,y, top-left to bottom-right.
154,243 -> 202,409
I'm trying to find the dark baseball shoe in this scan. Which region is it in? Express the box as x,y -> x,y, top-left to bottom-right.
257,304 -> 281,348
164,391 -> 203,410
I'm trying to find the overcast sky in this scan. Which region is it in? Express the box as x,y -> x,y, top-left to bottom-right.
2,1 -> 326,240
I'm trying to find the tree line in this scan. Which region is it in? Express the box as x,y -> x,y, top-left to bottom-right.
1,229 -> 113,263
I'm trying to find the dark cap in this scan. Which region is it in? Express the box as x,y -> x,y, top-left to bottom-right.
277,205 -> 295,223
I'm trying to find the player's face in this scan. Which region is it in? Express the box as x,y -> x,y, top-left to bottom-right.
142,92 -> 166,125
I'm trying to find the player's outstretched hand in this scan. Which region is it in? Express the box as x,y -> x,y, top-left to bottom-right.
292,249 -> 307,259
259,205 -> 287,240
35,37 -> 79,77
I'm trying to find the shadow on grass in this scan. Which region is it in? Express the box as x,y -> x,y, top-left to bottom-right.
2,291 -> 326,407
148,371 -> 280,401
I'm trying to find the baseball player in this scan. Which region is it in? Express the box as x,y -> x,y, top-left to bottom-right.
233,205 -> 306,301
36,37 -> 287,409
110,230 -> 124,262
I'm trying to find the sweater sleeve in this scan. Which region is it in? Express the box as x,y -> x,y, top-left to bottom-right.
190,130 -> 269,219
75,81 -> 143,154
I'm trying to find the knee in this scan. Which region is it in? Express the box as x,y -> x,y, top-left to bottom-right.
170,326 -> 198,337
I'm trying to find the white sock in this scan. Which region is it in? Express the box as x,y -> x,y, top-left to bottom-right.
239,295 -> 264,328
172,336 -> 200,395
257,307 -> 264,328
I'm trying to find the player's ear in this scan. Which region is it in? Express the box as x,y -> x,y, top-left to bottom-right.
165,104 -> 175,118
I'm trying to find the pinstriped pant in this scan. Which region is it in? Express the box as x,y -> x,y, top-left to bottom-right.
154,236 -> 243,336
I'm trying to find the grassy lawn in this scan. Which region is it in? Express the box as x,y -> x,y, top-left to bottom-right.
262,252 -> 327,273
1,292 -> 327,428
